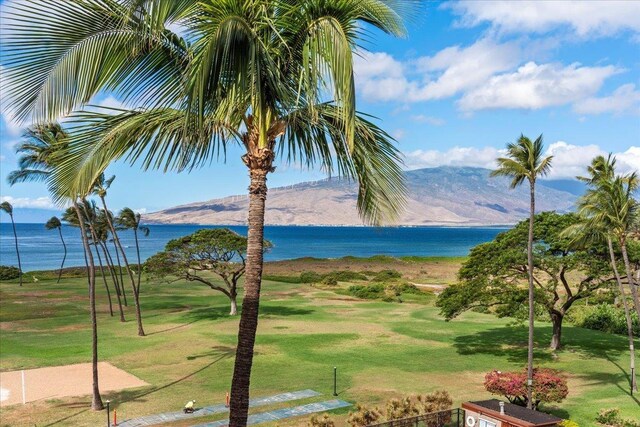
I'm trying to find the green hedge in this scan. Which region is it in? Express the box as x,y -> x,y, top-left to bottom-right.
0,266 -> 20,280
569,304 -> 640,336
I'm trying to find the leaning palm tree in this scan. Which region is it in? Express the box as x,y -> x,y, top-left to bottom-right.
45,216 -> 66,283
116,208 -> 148,337
0,201 -> 22,286
1,2 -> 410,424
491,134 -> 553,409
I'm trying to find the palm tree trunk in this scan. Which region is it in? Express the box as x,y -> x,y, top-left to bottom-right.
99,241 -> 125,322
100,196 -> 133,306
57,226 -> 67,284
73,201 -> 103,411
93,243 -> 114,317
132,228 -> 145,337
526,181 -> 536,409
112,240 -> 128,306
620,238 -> 640,320
608,237 -> 638,392
229,166 -> 270,427
9,214 -> 22,286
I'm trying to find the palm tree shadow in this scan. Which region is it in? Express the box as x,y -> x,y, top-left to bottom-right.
145,318 -> 201,336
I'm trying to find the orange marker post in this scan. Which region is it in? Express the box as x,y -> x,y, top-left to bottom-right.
225,392 -> 230,408
113,409 -> 117,426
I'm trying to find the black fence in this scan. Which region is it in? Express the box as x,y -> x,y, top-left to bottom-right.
366,408 -> 465,427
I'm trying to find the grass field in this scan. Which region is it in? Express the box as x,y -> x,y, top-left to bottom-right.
0,257 -> 638,426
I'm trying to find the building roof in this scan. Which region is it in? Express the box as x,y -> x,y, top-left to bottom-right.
463,399 -> 562,427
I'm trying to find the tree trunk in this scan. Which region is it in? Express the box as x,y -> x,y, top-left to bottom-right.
94,243 -> 114,317
73,202 -> 103,411
229,153 -> 273,427
620,239 -> 640,320
550,311 -> 563,351
10,214 -> 22,286
230,294 -> 238,316
112,239 -> 127,306
609,237 -> 638,392
57,226 -> 67,284
99,241 -> 125,323
100,196 -> 134,307
525,181 -> 536,409
132,228 -> 145,337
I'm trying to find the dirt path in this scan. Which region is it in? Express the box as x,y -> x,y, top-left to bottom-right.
0,362 -> 148,407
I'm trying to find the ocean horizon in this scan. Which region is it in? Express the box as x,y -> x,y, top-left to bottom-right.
0,223 -> 509,272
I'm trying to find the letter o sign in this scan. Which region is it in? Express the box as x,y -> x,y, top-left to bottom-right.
466,416 -> 476,427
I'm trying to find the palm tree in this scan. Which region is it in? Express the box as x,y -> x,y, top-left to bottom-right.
565,155 -> 638,393
0,201 -> 22,286
491,134 -> 553,409
116,208 -> 148,337
45,216 -> 66,283
2,2 -> 409,424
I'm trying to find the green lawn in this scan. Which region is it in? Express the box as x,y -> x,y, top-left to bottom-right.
0,263 -> 638,426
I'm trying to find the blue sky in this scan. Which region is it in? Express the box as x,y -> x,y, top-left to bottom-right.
0,0 -> 639,216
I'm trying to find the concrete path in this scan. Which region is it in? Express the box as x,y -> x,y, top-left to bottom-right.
192,399 -> 352,427
117,389 -> 321,427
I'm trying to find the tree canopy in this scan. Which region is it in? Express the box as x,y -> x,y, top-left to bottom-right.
437,211 -> 618,349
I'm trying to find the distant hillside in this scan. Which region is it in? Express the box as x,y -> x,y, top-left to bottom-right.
144,167 -> 579,226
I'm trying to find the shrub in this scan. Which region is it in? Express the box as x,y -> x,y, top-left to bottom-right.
596,408 -> 640,427
326,270 -> 368,282
300,271 -> 323,283
559,420 -> 579,427
308,414 -> 335,427
372,269 -> 402,281
347,404 -> 383,427
258,274 -> 303,284
415,390 -> 453,414
570,304 -> 640,336
0,265 -> 20,280
321,276 -> 338,286
484,368 -> 568,409
386,396 -> 417,421
348,283 -> 386,299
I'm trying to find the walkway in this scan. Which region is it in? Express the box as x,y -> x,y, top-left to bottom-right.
192,399 -> 351,427
117,389 -> 321,427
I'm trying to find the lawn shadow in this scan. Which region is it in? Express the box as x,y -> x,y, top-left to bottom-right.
259,305 -> 315,317
104,346 -> 234,407
145,318 -> 201,336
187,345 -> 236,361
453,324 -> 628,364
43,406 -> 91,426
180,306 -> 234,322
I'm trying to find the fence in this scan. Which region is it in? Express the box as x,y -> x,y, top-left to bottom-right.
366,408 -> 465,427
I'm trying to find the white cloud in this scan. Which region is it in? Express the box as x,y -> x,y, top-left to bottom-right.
391,129 -> 405,140
458,62 -> 620,111
0,195 -> 56,209
573,83 -> 640,115
404,143 -> 639,179
410,115 -> 446,126
354,51 -> 410,102
133,208 -> 147,215
97,96 -> 126,110
445,1 -> 640,38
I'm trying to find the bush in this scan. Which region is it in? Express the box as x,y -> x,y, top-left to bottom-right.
484,368 -> 568,409
308,413 -> 335,427
0,265 -> 20,280
385,396 -> 417,421
300,271 -> 323,283
326,270 -> 368,282
596,408 -> 640,427
321,276 -> 338,286
559,420 -> 579,427
348,283 -> 386,299
372,269 -> 402,281
570,304 -> 640,336
347,404 -> 383,427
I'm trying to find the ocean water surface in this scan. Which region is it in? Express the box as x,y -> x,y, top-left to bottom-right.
0,223 -> 508,272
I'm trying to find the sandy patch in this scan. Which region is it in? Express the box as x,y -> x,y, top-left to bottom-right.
0,362 -> 148,407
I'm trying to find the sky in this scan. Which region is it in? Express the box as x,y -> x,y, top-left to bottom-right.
0,0 -> 639,217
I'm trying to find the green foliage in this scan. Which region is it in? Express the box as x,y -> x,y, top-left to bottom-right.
372,269 -> 402,281
321,276 -> 338,286
348,283 -> 386,299
261,275 -> 304,284
348,282 -> 422,302
596,408 -> 640,427
0,266 -> 20,280
568,304 -> 640,336
300,271 -> 323,283
325,270 -> 368,282
308,413 -> 335,427
559,420 -> 579,427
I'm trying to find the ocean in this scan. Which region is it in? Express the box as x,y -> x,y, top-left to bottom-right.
0,223 -> 508,272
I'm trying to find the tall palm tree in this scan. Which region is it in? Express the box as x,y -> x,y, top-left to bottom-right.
45,216 -> 66,283
95,208 -> 126,322
1,2 -> 410,424
116,208 -> 148,337
491,134 -> 553,409
92,174 -> 131,306
0,201 -> 22,286
565,155 -> 638,393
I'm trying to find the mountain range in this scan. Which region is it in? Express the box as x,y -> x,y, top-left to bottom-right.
144,167 -> 580,226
